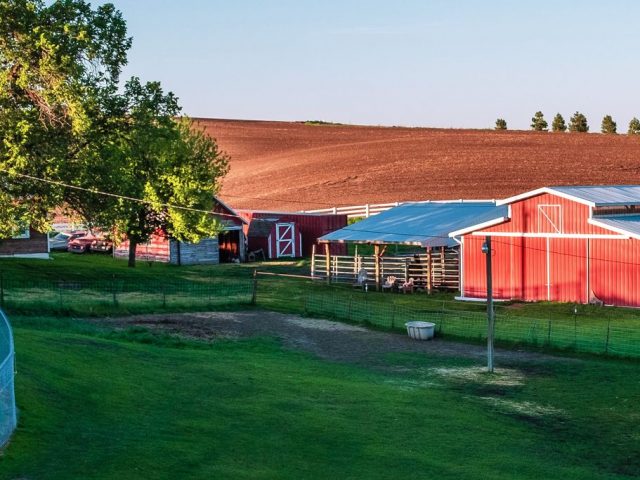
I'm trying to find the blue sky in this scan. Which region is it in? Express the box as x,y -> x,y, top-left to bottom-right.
109,1 -> 639,129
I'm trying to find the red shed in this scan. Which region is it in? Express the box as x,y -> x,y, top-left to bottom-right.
452,186 -> 640,307
246,219 -> 303,258
237,210 -> 347,257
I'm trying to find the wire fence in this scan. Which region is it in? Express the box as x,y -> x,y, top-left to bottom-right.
0,277 -> 254,316
301,290 -> 640,359
0,272 -> 638,359
0,308 -> 16,448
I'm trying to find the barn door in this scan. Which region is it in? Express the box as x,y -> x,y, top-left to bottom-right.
276,223 -> 295,258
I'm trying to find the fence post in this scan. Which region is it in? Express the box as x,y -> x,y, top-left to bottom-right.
391,301 -> 396,329
0,272 -> 4,308
547,318 -> 552,347
251,269 -> 258,305
112,274 -> 118,306
605,319 -> 611,354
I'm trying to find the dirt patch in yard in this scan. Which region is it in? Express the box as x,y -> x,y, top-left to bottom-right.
92,310 -> 575,366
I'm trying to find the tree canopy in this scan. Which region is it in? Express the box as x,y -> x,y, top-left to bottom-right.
0,0 -> 130,235
530,111 -> 548,131
551,113 -> 566,132
0,0 -> 229,266
568,112 -> 589,133
495,118 -> 507,130
601,115 -> 617,134
628,117 -> 640,135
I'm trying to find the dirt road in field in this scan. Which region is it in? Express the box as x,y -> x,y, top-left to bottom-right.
96,310 -> 572,365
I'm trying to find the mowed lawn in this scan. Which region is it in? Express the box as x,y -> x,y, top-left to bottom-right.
1,318 -> 639,479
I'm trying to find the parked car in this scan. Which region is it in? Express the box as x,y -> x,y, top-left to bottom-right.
50,231 -> 86,251
67,233 -> 99,254
90,237 -> 113,254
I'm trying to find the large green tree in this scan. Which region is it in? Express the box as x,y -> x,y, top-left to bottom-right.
0,0 -> 130,236
628,117 -> 640,135
105,78 -> 229,267
1,1 -> 230,267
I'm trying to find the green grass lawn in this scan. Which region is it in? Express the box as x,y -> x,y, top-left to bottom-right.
1,318 -> 638,479
1,253 -> 640,358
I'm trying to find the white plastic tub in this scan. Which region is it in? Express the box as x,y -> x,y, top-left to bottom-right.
405,321 -> 436,340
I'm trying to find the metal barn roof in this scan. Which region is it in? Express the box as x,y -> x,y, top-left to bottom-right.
318,201 -> 508,248
498,185 -> 640,207
590,215 -> 640,240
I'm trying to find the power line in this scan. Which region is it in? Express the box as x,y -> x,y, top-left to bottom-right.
3,169 -> 639,266
0,170 -> 244,221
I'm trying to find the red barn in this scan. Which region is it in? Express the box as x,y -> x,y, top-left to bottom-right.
452,186 -> 640,307
237,210 -> 347,258
114,198 -> 247,265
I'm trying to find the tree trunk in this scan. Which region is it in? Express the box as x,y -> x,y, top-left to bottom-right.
128,238 -> 137,268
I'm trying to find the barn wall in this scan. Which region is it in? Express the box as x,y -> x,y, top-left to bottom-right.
169,238 -> 219,265
461,192 -> 640,306
238,210 -> 347,256
114,233 -> 170,262
590,238 -> 640,307
0,228 -> 48,257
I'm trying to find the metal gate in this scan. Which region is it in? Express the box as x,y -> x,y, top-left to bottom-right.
275,223 -> 295,258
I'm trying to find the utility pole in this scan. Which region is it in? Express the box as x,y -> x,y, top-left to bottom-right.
482,236 -> 495,373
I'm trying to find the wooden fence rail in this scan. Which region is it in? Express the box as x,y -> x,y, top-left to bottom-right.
302,200 -> 494,219
311,249 -> 459,291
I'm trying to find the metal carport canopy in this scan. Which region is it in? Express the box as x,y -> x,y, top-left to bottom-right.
318,201 -> 508,248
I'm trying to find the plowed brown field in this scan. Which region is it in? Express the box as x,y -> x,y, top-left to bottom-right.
196,118 -> 640,211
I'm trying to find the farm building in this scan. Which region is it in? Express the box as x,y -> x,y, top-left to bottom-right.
237,210 -> 347,259
0,227 -> 49,259
114,198 -> 247,265
316,201 -> 507,290
453,185 -> 640,307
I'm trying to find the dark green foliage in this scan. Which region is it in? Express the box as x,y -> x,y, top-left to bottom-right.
551,113 -> 567,132
568,112 -> 589,133
628,117 -> 640,135
495,118 -> 507,130
530,111 -> 548,131
601,115 -> 617,134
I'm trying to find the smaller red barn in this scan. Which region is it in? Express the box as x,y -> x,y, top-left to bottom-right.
237,210 -> 347,257
246,219 -> 303,259
114,197 -> 247,265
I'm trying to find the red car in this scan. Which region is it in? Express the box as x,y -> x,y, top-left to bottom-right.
68,233 -> 113,254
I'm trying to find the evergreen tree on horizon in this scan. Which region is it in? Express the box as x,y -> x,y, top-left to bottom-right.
531,111 -> 548,131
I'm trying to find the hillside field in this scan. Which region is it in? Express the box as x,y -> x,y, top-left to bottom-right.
196,118 -> 640,210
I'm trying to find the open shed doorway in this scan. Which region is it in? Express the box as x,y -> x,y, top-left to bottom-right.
218,229 -> 244,263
